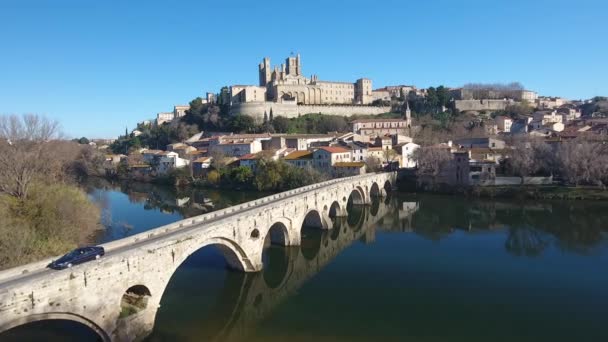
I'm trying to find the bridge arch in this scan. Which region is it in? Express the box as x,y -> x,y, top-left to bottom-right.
300,209 -> 329,230
0,313 -> 110,342
266,221 -> 290,246
383,180 -> 393,195
328,201 -> 343,218
370,182 -> 381,198
347,188 -> 365,207
120,284 -> 152,318
173,237 -> 258,273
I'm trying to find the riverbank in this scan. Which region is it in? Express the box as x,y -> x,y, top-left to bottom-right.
468,185 -> 608,201
398,179 -> 608,201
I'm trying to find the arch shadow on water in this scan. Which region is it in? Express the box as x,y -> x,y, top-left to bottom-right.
300,210 -> 329,260
262,223 -> 292,289
147,244 -> 250,342
0,314 -> 108,342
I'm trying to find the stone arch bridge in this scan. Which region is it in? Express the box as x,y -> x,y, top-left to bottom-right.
0,172 -> 396,341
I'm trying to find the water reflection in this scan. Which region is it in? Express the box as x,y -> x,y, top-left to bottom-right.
84,178 -> 267,242
147,199 -> 393,342
400,194 -> 608,255
7,181 -> 608,341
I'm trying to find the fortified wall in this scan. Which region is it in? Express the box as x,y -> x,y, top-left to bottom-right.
231,102 -> 392,122
454,99 -> 514,112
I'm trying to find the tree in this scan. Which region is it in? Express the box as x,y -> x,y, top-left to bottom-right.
557,139 -> 608,186
318,115 -> 349,132
74,137 -> 90,144
508,139 -> 554,182
383,148 -> 398,163
365,157 -> 383,172
412,146 -> 452,188
0,114 -> 62,199
272,116 -> 290,133
206,170 -> 221,185
230,166 -> 253,185
229,114 -> 255,133
253,159 -> 285,191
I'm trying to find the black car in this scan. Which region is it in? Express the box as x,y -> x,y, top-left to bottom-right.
48,246 -> 105,270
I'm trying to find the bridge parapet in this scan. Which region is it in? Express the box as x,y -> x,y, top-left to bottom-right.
0,172 -> 396,342
0,172 -> 394,282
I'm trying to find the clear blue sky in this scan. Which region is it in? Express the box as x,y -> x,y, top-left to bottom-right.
1,0 -> 606,138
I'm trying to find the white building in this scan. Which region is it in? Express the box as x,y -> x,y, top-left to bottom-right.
495,116 -> 513,133
210,139 -> 263,157
312,147 -> 351,172
397,142 -> 420,168
155,151 -> 190,175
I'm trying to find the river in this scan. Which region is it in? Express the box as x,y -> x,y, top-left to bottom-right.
3,180 -> 608,341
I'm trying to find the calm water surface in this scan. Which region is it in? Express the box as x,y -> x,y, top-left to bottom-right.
3,180 -> 608,342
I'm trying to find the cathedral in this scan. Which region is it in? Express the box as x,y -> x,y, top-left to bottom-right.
230,54 -> 374,106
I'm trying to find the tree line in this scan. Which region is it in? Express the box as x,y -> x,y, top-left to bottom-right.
0,114 -> 104,269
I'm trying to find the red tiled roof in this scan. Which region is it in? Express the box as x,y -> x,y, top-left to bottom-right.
316,146 -> 349,153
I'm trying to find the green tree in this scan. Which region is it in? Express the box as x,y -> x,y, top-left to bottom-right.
272,116 -> 290,133
230,114 -> 256,133
230,166 -> 254,185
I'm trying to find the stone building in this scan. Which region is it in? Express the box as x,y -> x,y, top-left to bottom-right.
351,118 -> 411,136
229,54 -> 391,120
242,54 -> 374,105
312,147 -> 351,172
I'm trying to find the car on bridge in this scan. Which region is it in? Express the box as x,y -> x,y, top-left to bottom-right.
48,246 -> 105,270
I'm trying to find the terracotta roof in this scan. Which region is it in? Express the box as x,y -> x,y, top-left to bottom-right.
193,157 -> 211,163
334,162 -> 365,168
284,150 -> 313,160
316,146 -> 349,154
142,149 -> 163,154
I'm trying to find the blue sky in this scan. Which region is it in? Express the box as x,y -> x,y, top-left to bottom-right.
1,0 -> 606,138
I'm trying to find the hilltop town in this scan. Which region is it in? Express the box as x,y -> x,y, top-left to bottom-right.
89,54 -> 608,193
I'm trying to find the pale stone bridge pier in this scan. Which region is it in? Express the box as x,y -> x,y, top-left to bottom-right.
0,172 -> 396,341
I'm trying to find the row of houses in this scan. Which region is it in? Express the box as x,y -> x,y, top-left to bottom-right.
106,123 -> 422,178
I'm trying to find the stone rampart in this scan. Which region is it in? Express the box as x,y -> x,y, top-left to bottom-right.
231,102 -> 391,122
454,99 -> 514,112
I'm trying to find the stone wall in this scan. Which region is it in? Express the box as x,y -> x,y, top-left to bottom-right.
231,102 -> 392,123
454,99 -> 514,112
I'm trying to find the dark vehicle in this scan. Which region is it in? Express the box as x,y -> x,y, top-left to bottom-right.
48,246 -> 105,270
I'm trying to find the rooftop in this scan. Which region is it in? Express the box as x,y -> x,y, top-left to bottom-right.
316,146 -> 350,154
284,150 -> 313,160
334,162 -> 365,168
352,118 -> 407,123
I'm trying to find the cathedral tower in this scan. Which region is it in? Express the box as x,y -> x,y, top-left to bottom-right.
259,57 -> 271,86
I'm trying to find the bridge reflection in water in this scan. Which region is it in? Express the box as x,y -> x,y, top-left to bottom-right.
147,196 -> 397,342
1,193 -> 415,342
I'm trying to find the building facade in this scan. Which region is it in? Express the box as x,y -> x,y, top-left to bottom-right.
253,54 -> 373,106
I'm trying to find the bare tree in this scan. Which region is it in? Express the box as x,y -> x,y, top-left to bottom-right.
508,138 -> 554,183
413,146 -> 452,187
365,156 -> 383,172
557,139 -> 608,186
0,114 -> 62,199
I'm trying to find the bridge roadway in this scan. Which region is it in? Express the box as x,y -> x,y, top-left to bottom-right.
0,172 -> 396,341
